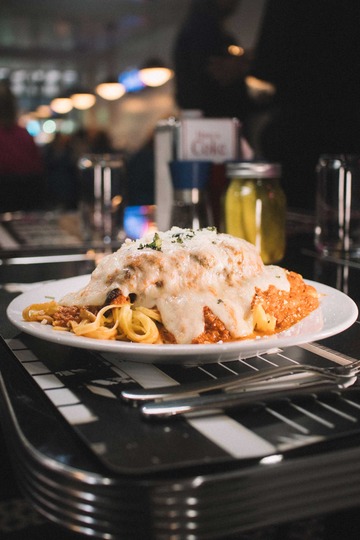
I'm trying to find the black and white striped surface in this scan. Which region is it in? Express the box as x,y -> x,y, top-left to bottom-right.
1,323 -> 360,538
4,323 -> 360,473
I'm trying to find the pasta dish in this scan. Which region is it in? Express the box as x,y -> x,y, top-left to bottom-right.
22,227 -> 319,345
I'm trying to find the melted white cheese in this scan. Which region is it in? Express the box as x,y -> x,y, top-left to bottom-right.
60,228 -> 290,343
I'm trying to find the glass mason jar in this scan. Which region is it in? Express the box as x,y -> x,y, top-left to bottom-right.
225,161 -> 286,264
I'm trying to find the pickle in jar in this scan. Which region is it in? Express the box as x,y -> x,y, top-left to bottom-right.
225,178 -> 246,239
260,183 -> 286,263
225,162 -> 286,264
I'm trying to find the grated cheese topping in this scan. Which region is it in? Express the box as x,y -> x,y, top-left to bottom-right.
60,227 -> 290,344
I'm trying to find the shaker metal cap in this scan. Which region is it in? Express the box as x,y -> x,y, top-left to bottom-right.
169,160 -> 212,190
226,161 -> 281,178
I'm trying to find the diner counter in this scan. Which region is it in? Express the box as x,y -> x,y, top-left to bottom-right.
0,212 -> 360,540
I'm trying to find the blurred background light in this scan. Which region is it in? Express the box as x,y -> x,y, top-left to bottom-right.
118,69 -> 145,93
26,119 -> 41,137
96,81 -> 126,100
36,104 -> 52,118
138,66 -> 173,87
42,119 -> 57,133
228,44 -> 245,56
50,96 -> 73,114
71,92 -> 96,110
59,119 -> 76,134
245,75 -> 276,99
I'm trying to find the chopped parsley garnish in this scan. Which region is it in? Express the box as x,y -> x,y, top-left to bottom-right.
170,229 -> 196,244
138,232 -> 162,251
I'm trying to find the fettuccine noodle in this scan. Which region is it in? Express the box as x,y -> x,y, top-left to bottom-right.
22,302 -> 162,344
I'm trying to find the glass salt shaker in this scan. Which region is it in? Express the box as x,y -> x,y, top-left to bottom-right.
168,160 -> 213,229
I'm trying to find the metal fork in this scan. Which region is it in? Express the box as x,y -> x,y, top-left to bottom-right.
140,361 -> 360,418
121,359 -> 360,404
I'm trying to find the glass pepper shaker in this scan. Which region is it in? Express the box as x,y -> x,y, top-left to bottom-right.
168,160 -> 213,229
225,161 -> 286,264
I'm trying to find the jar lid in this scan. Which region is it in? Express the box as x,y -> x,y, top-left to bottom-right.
226,161 -> 281,178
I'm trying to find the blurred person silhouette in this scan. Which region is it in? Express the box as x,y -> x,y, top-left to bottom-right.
248,0 -> 360,211
0,81 -> 46,212
87,128 -> 115,154
173,0 -> 252,125
44,128 -> 115,210
69,127 -> 91,165
126,132 -> 155,207
43,132 -> 79,210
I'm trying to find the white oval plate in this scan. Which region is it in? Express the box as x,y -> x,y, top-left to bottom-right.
7,275 -> 358,364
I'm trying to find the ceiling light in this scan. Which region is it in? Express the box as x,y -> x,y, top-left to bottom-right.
245,75 -> 276,98
50,96 -> 73,114
139,58 -> 174,88
228,45 -> 245,57
36,104 -> 52,118
71,91 -> 96,110
138,66 -> 173,87
96,80 -> 126,100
